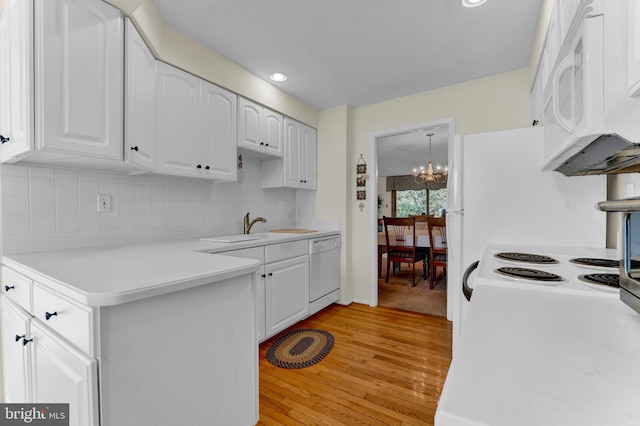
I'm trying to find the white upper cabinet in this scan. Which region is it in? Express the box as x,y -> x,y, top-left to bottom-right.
155,61 -> 201,177
155,61 -> 238,181
238,97 -> 283,157
629,0 -> 640,96
0,0 -> 34,162
263,117 -> 317,190
200,80 -> 238,181
0,0 -> 123,164
125,19 -> 155,170
301,123 -> 317,189
35,0 -> 124,160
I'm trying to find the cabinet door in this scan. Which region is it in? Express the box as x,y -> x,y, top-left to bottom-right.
201,80 -> 237,181
262,107 -> 283,157
301,124 -> 317,190
155,61 -> 201,177
0,296 -> 31,403
255,267 -> 266,343
125,18 -> 155,170
265,255 -> 309,338
35,0 -> 123,160
0,0 -> 34,163
283,118 -> 302,188
238,97 -> 263,152
30,320 -> 99,426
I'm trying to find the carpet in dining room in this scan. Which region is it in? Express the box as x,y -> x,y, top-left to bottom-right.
378,262 -> 447,317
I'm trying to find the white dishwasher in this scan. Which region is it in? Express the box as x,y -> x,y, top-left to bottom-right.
309,235 -> 341,315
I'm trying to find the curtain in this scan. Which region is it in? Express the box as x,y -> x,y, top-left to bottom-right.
385,175 -> 446,191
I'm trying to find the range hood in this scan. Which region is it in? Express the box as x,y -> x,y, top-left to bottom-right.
554,134 -> 640,176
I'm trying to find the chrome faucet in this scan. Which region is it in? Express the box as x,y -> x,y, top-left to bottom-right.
243,212 -> 267,234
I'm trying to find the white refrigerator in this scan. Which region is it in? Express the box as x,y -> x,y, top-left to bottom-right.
446,126 -> 607,351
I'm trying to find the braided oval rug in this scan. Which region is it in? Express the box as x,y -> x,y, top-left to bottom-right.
265,328 -> 334,369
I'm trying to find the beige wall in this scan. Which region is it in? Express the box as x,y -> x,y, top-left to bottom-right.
346,68 -> 531,302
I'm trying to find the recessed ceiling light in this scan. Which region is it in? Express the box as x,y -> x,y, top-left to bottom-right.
269,72 -> 288,82
462,0 -> 487,7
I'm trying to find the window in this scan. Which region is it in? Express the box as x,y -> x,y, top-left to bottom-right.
393,189 -> 447,217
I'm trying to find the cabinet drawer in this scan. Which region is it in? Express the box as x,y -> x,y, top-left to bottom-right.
265,240 -> 308,264
32,283 -> 94,355
1,266 -> 32,313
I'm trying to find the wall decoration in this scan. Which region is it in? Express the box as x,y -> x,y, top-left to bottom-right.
356,154 -> 367,200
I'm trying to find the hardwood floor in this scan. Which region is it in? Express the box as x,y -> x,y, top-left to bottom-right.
258,303 -> 453,425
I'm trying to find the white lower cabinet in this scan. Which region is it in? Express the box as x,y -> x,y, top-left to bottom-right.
30,320 -> 99,426
265,255 -> 310,337
0,296 -> 31,403
221,240 -> 311,343
1,265 -> 258,426
0,294 -> 99,426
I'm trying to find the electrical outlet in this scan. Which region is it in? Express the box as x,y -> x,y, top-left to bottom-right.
98,194 -> 111,212
278,201 -> 286,211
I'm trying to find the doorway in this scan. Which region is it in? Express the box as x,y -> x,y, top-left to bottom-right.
369,118 -> 455,316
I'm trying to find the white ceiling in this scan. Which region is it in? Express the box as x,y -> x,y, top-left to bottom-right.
151,0 -> 543,110
377,126 -> 450,177
150,0 -> 543,177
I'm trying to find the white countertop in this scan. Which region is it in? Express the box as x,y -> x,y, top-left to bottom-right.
436,282 -> 640,426
3,230 -> 339,307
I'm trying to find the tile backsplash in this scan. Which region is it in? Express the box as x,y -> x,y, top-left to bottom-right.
0,157 -> 296,254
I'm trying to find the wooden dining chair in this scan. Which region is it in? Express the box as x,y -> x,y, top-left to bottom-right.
427,217 -> 447,289
412,215 -> 429,232
383,216 -> 428,286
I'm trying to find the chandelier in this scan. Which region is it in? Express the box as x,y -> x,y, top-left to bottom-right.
413,133 -> 448,184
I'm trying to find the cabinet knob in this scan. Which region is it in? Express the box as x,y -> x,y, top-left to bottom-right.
45,311 -> 58,320
196,164 -> 202,169
205,166 -> 210,170
268,272 -> 273,277
265,143 -> 269,147
259,142 -> 264,146
261,274 -> 266,278
23,338 -> 33,346
130,146 -> 139,151
4,285 -> 14,292
0,135 -> 9,144
15,334 -> 25,342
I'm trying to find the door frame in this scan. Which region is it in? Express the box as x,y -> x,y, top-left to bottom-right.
368,117 -> 455,308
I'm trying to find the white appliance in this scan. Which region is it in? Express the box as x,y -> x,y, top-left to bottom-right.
309,236 -> 341,315
542,0 -> 640,174
446,126 -> 607,351
471,243 -> 619,297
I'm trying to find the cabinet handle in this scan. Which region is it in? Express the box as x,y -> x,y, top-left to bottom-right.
45,311 -> 58,320
196,164 -> 202,169
15,334 -> 25,342
0,135 -> 9,144
130,146 -> 139,151
23,338 -> 33,346
4,285 -> 14,292
268,272 -> 273,276
261,274 -> 266,278
205,166 -> 210,170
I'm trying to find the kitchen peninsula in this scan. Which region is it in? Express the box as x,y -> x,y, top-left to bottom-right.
1,231 -> 339,425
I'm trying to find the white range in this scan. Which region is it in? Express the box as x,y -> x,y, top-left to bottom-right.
436,243 -> 640,426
